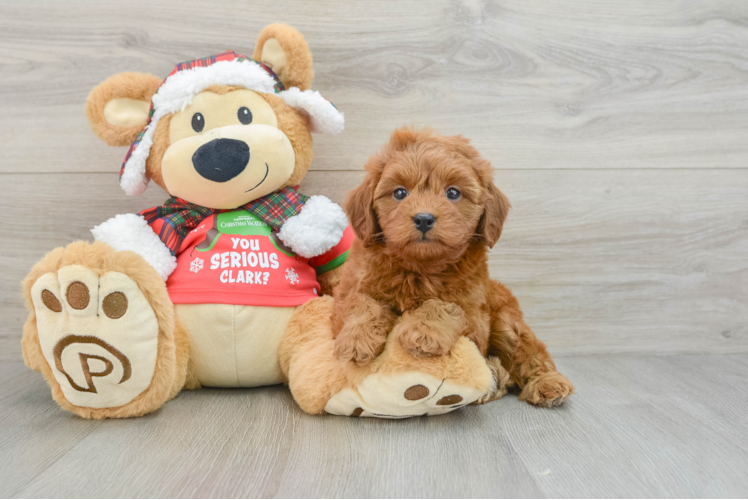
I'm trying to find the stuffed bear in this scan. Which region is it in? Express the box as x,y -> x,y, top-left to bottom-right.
21,24 -> 497,419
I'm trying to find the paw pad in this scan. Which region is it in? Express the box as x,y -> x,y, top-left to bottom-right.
41,289 -> 62,312
102,292 -> 128,319
404,384 -> 429,400
66,281 -> 90,310
436,395 -> 463,405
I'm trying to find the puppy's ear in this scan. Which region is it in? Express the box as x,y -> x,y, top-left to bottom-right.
347,126 -> 432,246
345,171 -> 382,247
476,180 -> 511,248
388,125 -> 435,151
253,23 -> 314,91
86,72 -> 161,147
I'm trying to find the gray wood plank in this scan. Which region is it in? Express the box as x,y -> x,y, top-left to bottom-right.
503,355 -> 748,498
4,354 -> 748,498
2,169 -> 747,359
1,0 -> 747,174
0,361 -> 104,497
11,383 -> 542,498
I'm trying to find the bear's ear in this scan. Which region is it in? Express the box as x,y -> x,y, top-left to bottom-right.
85,72 -> 162,147
253,23 -> 314,91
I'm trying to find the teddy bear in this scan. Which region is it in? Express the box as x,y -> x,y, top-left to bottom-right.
21,23 -> 498,419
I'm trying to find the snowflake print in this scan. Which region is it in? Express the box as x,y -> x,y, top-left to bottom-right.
285,267 -> 300,285
190,257 -> 204,274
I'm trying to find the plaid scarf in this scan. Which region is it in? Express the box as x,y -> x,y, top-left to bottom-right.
140,186 -> 308,255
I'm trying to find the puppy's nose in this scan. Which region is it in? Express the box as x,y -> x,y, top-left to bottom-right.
413,213 -> 436,234
192,138 -> 250,182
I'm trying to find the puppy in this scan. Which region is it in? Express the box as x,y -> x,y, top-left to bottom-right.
331,126 -> 574,407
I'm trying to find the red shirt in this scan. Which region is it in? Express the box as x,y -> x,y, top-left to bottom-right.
163,210 -> 353,306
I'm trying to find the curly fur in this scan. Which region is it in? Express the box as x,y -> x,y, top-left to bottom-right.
332,126 -> 574,407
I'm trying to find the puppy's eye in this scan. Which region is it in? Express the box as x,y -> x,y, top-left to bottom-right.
446,187 -> 461,201
238,107 -> 253,125
191,112 -> 205,133
393,188 -> 408,201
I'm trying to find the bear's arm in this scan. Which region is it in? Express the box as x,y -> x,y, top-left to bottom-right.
91,214 -> 177,280
277,195 -> 348,258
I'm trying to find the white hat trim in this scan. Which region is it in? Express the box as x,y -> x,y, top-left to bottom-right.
280,87 -> 345,135
120,59 -> 344,196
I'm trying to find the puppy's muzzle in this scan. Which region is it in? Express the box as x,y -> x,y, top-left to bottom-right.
192,138 -> 250,182
413,212 -> 436,234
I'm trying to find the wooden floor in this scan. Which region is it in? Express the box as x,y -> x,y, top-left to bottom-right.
1,0 -> 747,497
1,354 -> 747,498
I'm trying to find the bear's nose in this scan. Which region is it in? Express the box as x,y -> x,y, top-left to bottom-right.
413,212 -> 436,234
192,138 -> 250,183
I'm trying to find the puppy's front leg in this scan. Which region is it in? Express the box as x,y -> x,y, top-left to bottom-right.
393,299 -> 467,358
332,293 -> 396,364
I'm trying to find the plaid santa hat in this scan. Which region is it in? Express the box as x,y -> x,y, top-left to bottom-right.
120,50 -> 344,196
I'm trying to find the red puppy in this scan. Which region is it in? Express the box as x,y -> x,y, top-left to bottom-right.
331,126 -> 574,407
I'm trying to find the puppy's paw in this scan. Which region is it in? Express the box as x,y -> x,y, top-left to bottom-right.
396,321 -> 454,358
520,370 -> 574,407
395,300 -> 466,358
473,356 -> 512,405
333,322 -> 387,364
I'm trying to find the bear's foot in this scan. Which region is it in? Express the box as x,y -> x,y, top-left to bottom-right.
23,242 -> 185,419
325,371 -> 487,418
324,337 -> 495,419
31,265 -> 160,411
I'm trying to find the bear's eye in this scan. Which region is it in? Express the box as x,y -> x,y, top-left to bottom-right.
446,187 -> 461,201
238,107 -> 253,125
191,113 -> 205,133
393,188 -> 408,201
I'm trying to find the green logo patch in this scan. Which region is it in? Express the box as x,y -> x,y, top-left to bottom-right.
216,211 -> 271,236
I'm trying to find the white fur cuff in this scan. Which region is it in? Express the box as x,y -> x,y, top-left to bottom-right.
92,214 -> 177,280
277,196 -> 348,258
